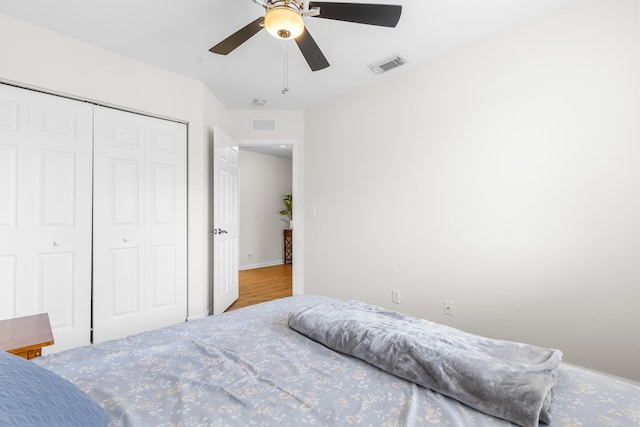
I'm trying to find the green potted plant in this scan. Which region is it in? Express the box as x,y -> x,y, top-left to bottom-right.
279,193 -> 292,229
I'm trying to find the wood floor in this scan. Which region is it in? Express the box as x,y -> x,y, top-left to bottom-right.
225,264 -> 292,312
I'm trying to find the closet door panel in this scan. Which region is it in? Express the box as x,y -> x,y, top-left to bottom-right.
0,256 -> 17,316
28,89 -> 93,352
112,159 -> 141,224
39,150 -> 77,226
0,84 -> 92,352
39,252 -> 75,331
0,97 -> 19,131
93,107 -> 146,342
149,244 -> 177,309
0,145 -> 18,229
144,118 -> 187,331
110,248 -> 141,317
150,163 -> 176,223
0,86 -> 28,320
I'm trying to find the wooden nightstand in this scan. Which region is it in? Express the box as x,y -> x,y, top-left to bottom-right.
283,229 -> 293,264
0,313 -> 54,359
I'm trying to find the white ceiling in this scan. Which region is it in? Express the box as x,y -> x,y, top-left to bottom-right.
0,0 -> 577,111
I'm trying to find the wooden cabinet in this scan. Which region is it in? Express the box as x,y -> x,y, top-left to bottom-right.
284,229 -> 293,264
0,313 -> 54,359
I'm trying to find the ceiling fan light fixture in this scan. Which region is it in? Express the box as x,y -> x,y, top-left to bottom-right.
265,7 -> 304,39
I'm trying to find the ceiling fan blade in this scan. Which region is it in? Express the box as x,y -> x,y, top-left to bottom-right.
295,28 -> 330,72
308,2 -> 402,27
209,17 -> 264,55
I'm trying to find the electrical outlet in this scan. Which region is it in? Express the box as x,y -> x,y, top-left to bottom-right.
391,290 -> 400,304
444,300 -> 454,316
247,252 -> 252,259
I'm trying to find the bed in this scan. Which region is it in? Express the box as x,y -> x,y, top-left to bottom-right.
5,295 -> 639,426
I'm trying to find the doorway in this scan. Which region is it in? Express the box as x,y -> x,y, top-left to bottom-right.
232,139 -> 299,310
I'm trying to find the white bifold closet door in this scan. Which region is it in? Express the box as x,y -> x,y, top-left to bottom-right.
0,84 -> 93,352
92,106 -> 187,343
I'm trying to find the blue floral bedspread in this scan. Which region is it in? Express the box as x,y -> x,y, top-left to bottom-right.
36,295 -> 640,426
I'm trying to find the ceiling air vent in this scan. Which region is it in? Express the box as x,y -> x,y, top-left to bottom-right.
368,56 -> 406,74
251,119 -> 276,133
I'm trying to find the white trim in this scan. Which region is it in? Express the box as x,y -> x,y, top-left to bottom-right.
0,79 -> 187,124
563,362 -> 640,387
240,261 -> 286,271
238,139 -> 294,147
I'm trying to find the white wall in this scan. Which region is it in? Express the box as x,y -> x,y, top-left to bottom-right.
224,110 -> 305,142
0,13 -> 306,319
303,0 -> 640,381
0,13 -> 225,320
238,150 -> 293,269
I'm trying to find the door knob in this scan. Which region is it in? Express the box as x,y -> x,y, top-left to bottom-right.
123,237 -> 129,242
213,228 -> 228,235
53,241 -> 60,247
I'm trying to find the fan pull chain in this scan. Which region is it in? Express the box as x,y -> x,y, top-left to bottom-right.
282,54 -> 291,94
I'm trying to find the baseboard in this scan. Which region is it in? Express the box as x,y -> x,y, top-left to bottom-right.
563,362 -> 640,386
240,260 -> 285,271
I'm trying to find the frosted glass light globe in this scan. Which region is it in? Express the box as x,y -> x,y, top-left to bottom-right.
265,7 -> 304,39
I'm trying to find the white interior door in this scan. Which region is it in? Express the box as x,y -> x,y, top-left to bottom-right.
0,83 -> 93,353
93,106 -> 187,343
213,126 -> 239,314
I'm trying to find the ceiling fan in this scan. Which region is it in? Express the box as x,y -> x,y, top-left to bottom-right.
209,0 -> 402,72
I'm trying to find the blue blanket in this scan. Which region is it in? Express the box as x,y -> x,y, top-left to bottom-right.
289,300 -> 562,427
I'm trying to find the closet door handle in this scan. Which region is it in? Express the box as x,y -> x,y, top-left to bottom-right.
53,241 -> 60,247
123,237 -> 129,243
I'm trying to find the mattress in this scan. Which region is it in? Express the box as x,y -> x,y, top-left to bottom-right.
36,295 -> 640,426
